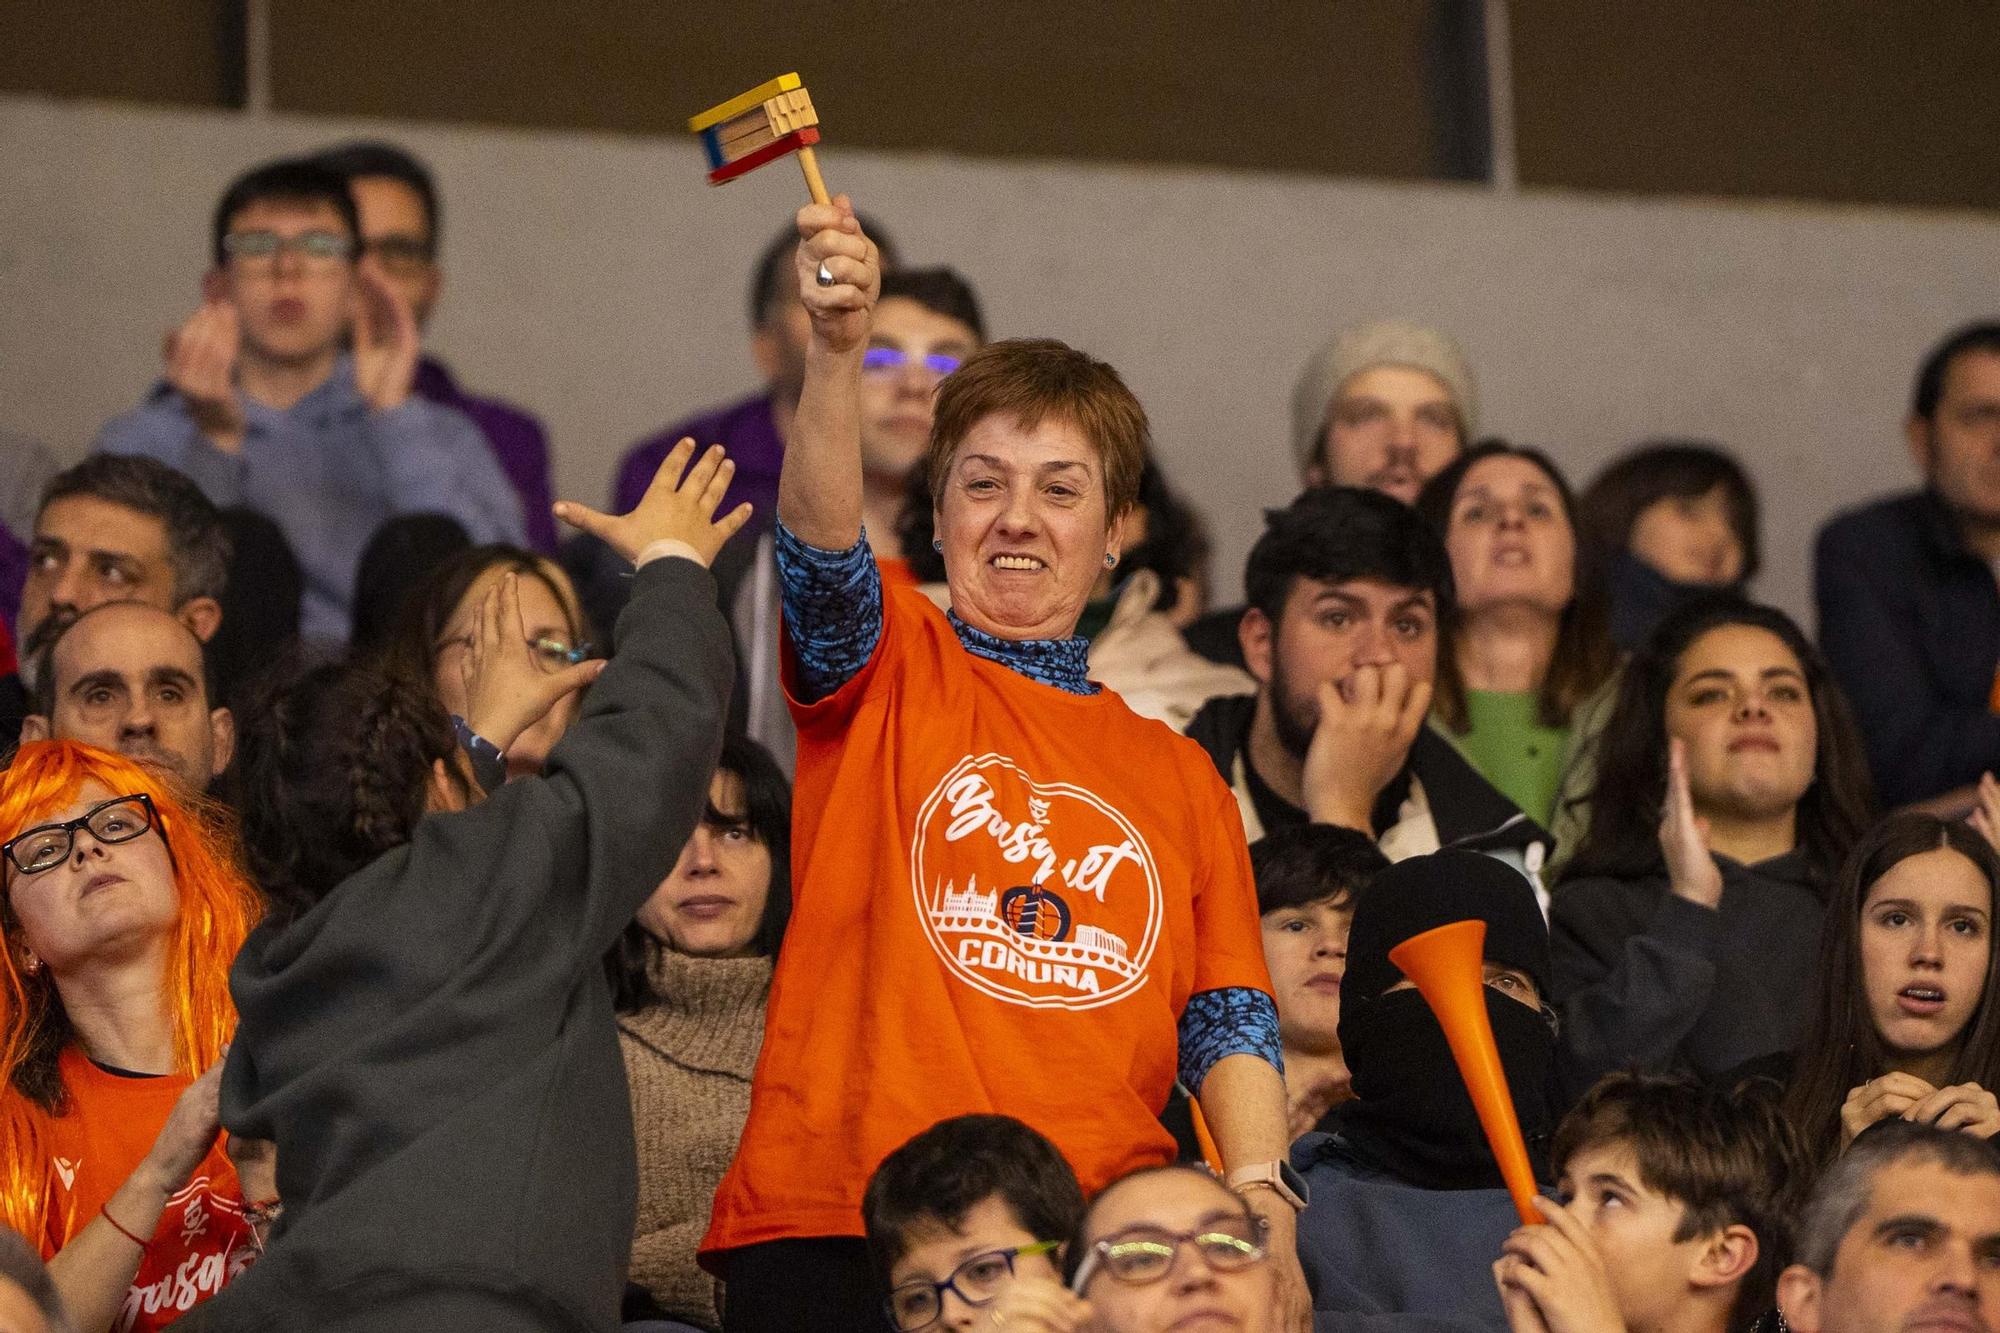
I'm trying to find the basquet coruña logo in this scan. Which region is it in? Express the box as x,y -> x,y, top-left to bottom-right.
910,753 -> 1163,1011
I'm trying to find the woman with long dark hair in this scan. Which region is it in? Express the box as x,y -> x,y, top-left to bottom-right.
1415,441 -> 1616,830
1552,596 -> 1875,1086
609,735 -> 791,1330
1784,813 -> 2000,1176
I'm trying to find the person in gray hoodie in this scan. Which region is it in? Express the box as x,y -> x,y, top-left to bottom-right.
179,441 -> 748,1331
1551,597 -> 1874,1088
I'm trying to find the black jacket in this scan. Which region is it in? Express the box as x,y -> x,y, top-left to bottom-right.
1551,849 -> 1826,1087
188,558 -> 733,1331
1184,692 -> 1548,859
1815,488 -> 2000,807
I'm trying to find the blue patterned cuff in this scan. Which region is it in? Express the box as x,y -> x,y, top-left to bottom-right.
774,522 -> 884,703
1178,987 -> 1284,1093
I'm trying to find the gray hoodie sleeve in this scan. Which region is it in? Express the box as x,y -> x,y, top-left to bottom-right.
1550,877 -> 1725,1084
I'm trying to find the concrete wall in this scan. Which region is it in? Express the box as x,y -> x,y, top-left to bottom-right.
3,94 -> 1997,623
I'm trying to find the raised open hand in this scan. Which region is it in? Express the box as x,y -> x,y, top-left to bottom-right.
165,301 -> 246,451
351,260 -> 421,412
795,194 -> 880,355
554,438 -> 753,567
460,572 -> 607,754
1658,737 -> 1723,909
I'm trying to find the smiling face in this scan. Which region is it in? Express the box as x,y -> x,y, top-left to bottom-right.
1629,485 -> 1746,586
1312,365 -> 1463,504
1788,1159 -> 2000,1333
1444,454 -> 1576,618
1260,896 -> 1351,1055
1078,1170 -> 1275,1333
634,771 -> 773,958
4,780 -> 178,977
1664,624 -> 1818,826
1860,848 -> 1994,1069
218,198 -> 357,367
935,413 -> 1126,641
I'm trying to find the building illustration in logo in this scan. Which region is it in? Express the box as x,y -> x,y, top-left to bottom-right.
930,878 -> 1141,992
912,752 -> 1162,1011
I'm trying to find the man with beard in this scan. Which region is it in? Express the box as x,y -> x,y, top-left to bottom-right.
1294,849 -> 1559,1329
3,456 -> 228,743
1291,320 -> 1476,504
1817,322 -> 2000,809
1185,487 -> 1548,881
21,603 -> 233,793
1182,321 -> 1476,667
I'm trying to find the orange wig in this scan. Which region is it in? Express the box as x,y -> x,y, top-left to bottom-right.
0,741 -> 261,1239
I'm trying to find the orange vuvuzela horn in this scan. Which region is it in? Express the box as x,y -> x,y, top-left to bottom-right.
1387,919 -> 1543,1224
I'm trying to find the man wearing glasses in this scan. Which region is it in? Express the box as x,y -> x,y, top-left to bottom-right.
314,140 -> 560,555
94,156 -> 524,644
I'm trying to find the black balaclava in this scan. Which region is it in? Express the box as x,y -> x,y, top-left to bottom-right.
1331,849 -> 1556,1191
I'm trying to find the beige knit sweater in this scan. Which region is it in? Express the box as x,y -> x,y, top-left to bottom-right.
618,947 -> 772,1329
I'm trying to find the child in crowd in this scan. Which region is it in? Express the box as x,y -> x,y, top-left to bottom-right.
1065,1164 -> 1278,1333
1496,1072 -> 1808,1333
1554,596 -> 1875,1085
862,1115 -> 1089,1333
1577,442 -> 1759,653
1251,823 -> 1388,1139
1784,812 -> 2000,1174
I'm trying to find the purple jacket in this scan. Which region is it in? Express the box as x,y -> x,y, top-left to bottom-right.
415,357 -> 558,553
614,392 -> 782,532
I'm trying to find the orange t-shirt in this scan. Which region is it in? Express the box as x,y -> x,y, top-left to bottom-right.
38,1048 -> 255,1332
702,585 -> 1271,1258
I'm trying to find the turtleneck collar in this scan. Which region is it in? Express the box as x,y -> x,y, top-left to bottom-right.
619,947 -> 773,1079
945,610 -> 1096,695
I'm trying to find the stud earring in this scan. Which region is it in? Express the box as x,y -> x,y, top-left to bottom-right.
932,539 -> 943,553
1104,552 -> 1118,569
21,954 -> 40,977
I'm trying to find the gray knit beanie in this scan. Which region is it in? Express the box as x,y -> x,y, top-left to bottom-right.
1290,321 -> 1478,477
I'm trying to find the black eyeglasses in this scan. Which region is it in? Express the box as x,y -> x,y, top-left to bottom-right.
883,1241 -> 1058,1330
1069,1215 -> 1267,1292
360,234 -> 436,274
3,794 -> 161,876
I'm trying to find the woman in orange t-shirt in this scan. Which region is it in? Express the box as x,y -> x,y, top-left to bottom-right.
700,199 -> 1308,1332
0,742 -> 262,1332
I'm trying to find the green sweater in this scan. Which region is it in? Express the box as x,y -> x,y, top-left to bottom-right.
1454,690 -> 1570,829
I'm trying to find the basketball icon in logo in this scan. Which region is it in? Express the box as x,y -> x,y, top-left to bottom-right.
999,884 -> 1072,943
912,753 -> 1162,1011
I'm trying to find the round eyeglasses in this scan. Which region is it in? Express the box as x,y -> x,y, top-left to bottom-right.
1069,1216 -> 1267,1292
883,1240 -> 1058,1330
3,794 -> 161,877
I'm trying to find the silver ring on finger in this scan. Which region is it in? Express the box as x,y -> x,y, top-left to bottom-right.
815,260 -> 835,287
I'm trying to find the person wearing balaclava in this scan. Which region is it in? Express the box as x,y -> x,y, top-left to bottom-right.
1293,848 -> 1558,1331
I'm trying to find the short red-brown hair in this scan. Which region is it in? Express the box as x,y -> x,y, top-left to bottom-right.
926,338 -> 1147,519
